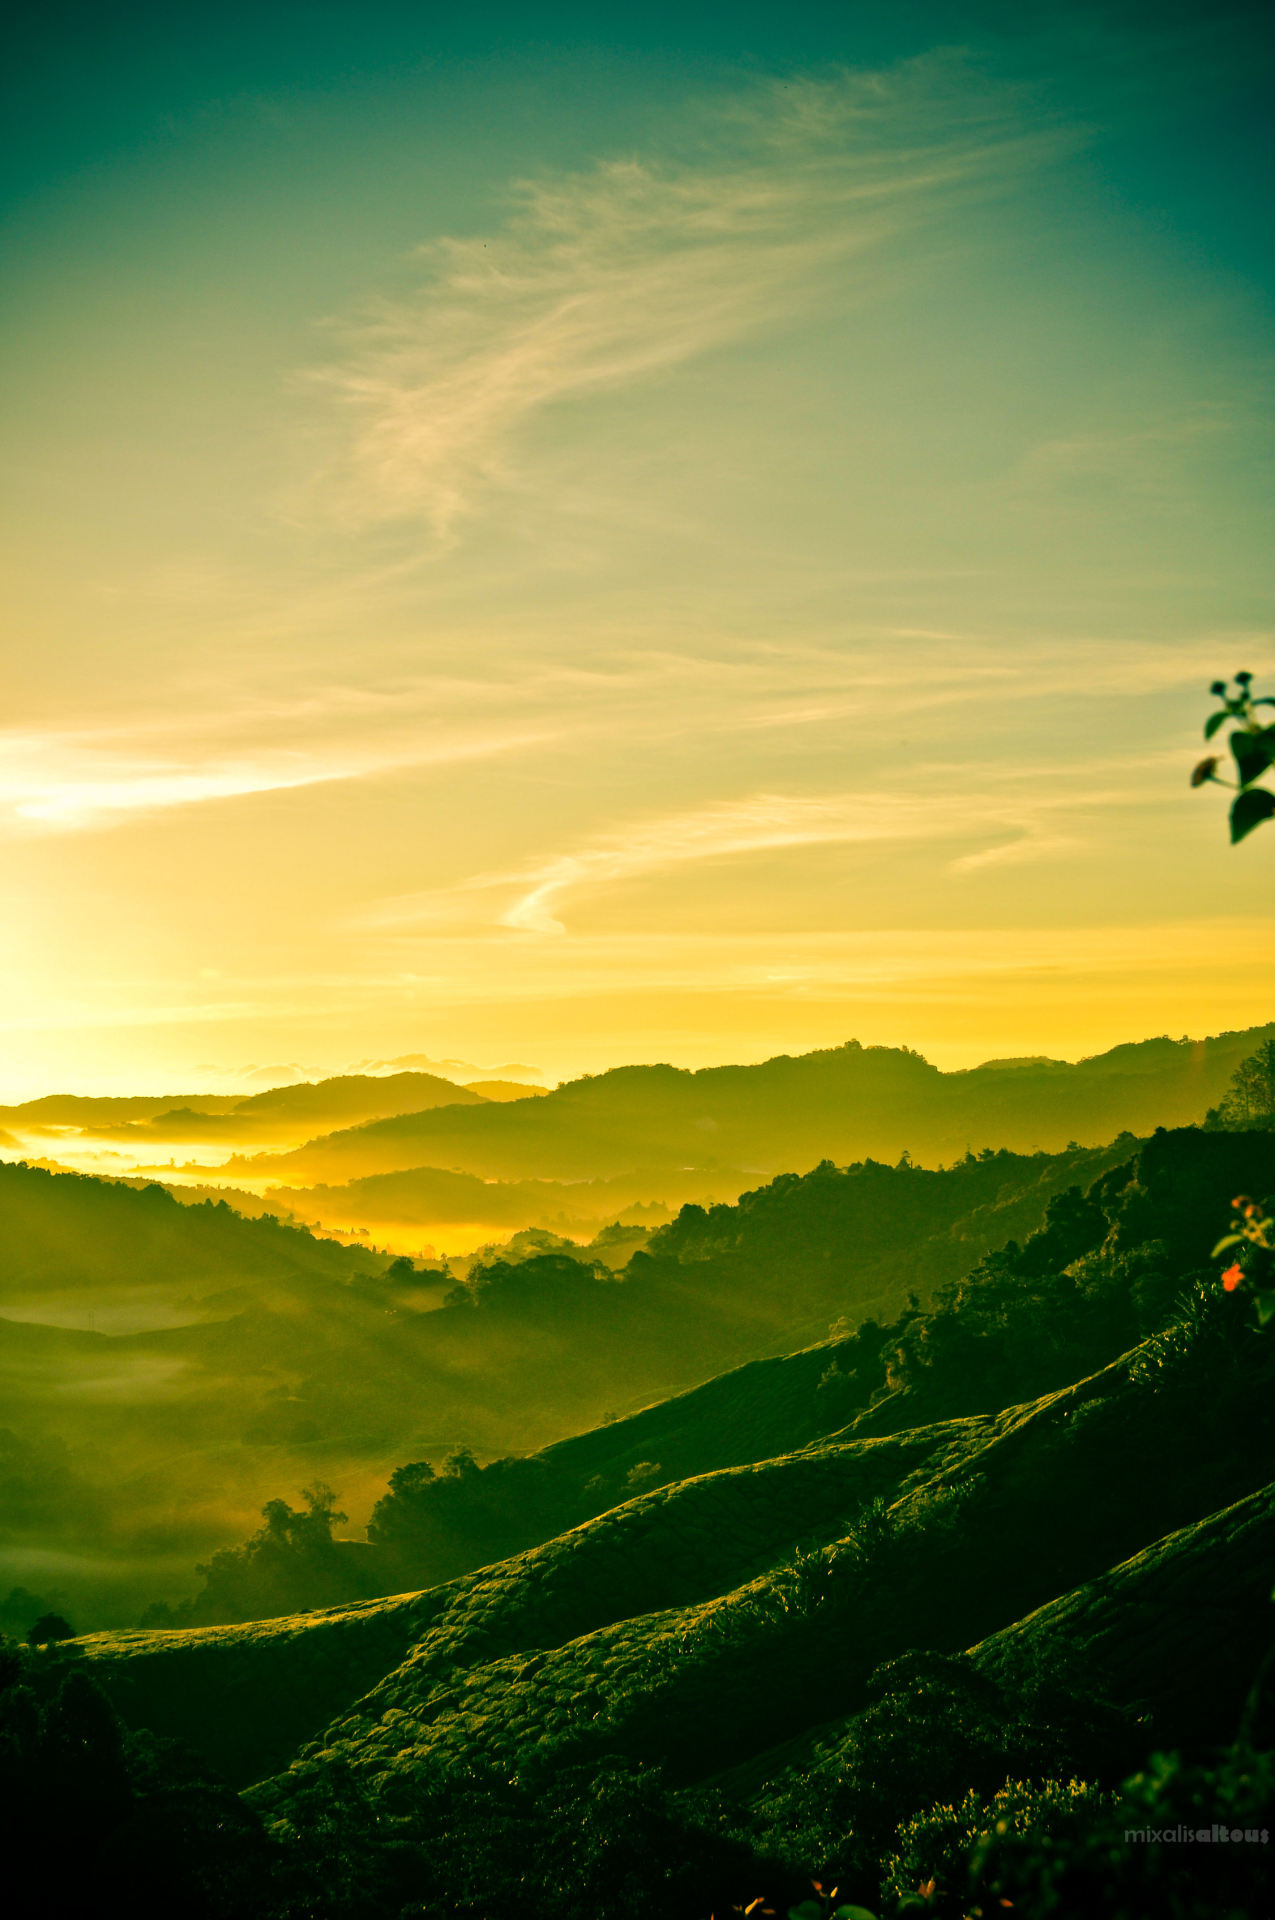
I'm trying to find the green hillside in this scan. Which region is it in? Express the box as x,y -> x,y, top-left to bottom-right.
2,1138 -> 1143,1629
174,1124 -> 1275,1615
0,1160 -> 386,1303
12,1120 -> 1275,1917
227,1027 -> 1272,1188
75,1320 -> 1275,1913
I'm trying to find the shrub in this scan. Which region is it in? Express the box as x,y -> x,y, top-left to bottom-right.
882,1775 -> 1111,1910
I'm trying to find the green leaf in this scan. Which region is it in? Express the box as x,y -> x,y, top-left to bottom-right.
1230,786 -> 1275,844
1204,710 -> 1230,739
788,1905 -> 824,1920
1254,1290 -> 1275,1328
832,1909 -> 877,1920
1231,727 -> 1275,785
1212,1233 -> 1244,1255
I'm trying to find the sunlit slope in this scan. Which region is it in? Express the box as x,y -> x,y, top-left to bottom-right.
267,1350 -> 1266,1798
227,1029 -> 1270,1187
310,1125 -> 1275,1606
728,1477 -> 1275,1812
164,1123 -> 1275,1630
73,1123 -> 1275,1801
0,1142 -> 1127,1629
79,1336 -> 1275,1797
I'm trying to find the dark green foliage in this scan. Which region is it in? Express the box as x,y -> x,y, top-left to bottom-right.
186,1125 -> 1275,1620
866,1127 -> 1275,1429
151,1485 -> 378,1628
27,1611 -> 76,1645
41,1117 -> 1275,1916
750,1651 -> 1136,1900
356,1145 -> 1134,1596
1205,1037 -> 1275,1131
12,1134 -> 1139,1630
0,1638 -> 281,1918
1195,673 -> 1275,842
271,1751 -> 781,1920
971,1744 -> 1275,1919
452,1248 -> 612,1310
638,1144 -> 1117,1298
883,1774 -> 1112,1911
0,1158 -> 387,1296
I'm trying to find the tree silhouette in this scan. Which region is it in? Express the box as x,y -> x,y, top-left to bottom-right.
27,1611 -> 75,1645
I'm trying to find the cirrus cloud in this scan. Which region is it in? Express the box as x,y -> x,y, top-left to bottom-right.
307,61 -> 1067,541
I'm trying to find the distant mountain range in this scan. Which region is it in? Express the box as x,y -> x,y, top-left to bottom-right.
228,1026 -> 1272,1196
0,1069 -> 544,1150
4,1016 -> 1273,1632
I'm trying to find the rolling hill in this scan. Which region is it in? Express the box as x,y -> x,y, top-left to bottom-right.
76,1315 -> 1275,1911
80,1070 -> 494,1146
0,1137 -> 1133,1629
0,1160 -> 386,1310
225,1027 -> 1272,1192
16,1122 -> 1275,1918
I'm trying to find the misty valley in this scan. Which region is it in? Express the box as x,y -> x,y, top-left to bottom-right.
5,1029 -> 1275,1917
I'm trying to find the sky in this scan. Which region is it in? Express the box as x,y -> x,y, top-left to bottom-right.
1,1 -> 1273,1096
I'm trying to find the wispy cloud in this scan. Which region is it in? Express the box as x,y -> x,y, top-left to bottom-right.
308,62 -> 1063,540
0,720 -> 551,834
363,780 -> 1095,936
8,619 -> 1264,837
498,792 -> 940,933
948,832 -> 1081,873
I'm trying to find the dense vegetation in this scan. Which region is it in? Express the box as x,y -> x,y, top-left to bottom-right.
170,1124 -> 1273,1620
0,1637 -> 281,1919
55,1228 -> 1275,1913
8,1040 -> 1275,1914
0,1138 -> 1128,1628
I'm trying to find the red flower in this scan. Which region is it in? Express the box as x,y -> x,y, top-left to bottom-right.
1222,1264 -> 1245,1292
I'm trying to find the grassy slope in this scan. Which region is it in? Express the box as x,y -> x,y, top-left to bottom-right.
731,1476 -> 1275,1811
1,1141 -> 1130,1630
70,1118 -> 1275,1822
79,1330 -> 1275,1798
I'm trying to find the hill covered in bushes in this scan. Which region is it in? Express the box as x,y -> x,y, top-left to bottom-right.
9,1124 -> 1275,1917
0,1139 -> 1129,1629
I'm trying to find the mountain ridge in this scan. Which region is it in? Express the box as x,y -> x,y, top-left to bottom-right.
222,1025 -> 1275,1188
